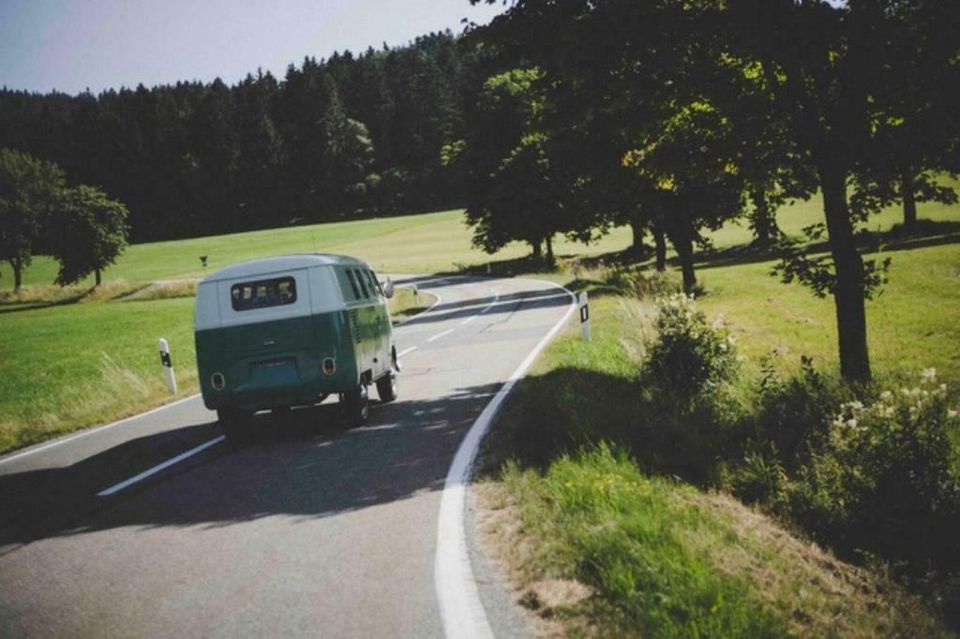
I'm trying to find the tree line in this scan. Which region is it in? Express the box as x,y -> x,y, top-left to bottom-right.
0,31 -> 490,243
452,0 -> 959,383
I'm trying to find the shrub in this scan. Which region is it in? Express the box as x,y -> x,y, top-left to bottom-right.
791,368 -> 960,573
644,293 -> 739,400
640,294 -> 743,484
732,444 -> 789,509
753,356 -> 852,471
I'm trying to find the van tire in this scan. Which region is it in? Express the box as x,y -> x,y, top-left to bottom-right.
218,409 -> 255,446
376,371 -> 398,403
343,383 -> 369,426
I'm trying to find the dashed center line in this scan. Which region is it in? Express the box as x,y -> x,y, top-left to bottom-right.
91,284 -> 503,498
426,328 -> 455,343
97,435 -> 226,497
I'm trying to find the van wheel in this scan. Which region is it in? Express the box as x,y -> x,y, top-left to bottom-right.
342,383 -> 369,426
218,408 -> 255,446
376,371 -> 398,403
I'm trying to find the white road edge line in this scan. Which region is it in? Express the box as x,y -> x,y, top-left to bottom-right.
434,280 -> 576,639
97,435 -> 227,497
398,346 -> 418,357
426,328 -> 455,343
0,393 -> 201,467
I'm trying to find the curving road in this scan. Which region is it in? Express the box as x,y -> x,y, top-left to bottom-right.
0,276 -> 573,638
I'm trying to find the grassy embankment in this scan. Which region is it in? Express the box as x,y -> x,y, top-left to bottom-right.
477,283 -> 956,637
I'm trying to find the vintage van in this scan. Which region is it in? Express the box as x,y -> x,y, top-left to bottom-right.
194,254 -> 399,441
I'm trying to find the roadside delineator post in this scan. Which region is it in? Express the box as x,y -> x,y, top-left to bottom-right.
578,291 -> 590,342
158,338 -> 177,394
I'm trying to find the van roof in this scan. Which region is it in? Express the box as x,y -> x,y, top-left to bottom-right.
200,254 -> 372,283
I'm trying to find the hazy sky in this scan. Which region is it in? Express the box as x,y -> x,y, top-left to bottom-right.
0,0 -> 505,95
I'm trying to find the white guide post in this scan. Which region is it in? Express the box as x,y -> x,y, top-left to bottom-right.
158,338 -> 177,394
578,291 -> 591,342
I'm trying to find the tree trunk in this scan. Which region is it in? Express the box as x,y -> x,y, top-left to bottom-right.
653,226 -> 667,272
901,171 -> 917,234
95,268 -> 102,287
751,189 -> 778,245
10,259 -> 23,292
629,218 -> 645,257
673,235 -> 696,294
531,239 -> 542,258
545,234 -> 555,265
663,220 -> 696,293
820,165 -> 871,383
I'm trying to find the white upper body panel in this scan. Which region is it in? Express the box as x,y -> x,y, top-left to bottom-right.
194,254 -> 378,331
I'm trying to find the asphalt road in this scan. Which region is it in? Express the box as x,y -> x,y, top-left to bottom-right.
0,275 -> 574,638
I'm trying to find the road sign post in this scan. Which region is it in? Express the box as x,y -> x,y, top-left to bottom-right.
158,338 -> 177,394
578,291 -> 590,342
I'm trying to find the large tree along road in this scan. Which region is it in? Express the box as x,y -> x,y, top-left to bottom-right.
0,276 -> 573,638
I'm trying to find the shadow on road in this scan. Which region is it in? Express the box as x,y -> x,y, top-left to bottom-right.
0,381 -> 505,552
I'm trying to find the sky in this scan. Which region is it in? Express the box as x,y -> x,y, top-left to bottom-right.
0,0 -> 505,96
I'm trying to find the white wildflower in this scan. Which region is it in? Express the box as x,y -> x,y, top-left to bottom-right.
921,367 -> 937,383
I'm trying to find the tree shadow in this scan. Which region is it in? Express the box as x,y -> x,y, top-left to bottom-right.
0,381 -> 506,552
695,221 -> 960,272
0,283 -> 147,315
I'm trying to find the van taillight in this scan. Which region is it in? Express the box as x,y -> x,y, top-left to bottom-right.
211,372 -> 226,390
322,358 -> 336,375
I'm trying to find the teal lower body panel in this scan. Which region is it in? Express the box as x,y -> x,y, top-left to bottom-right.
195,311 -> 359,413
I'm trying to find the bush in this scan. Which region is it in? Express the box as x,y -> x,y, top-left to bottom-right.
753,356 -> 852,471
790,368 -> 960,573
640,294 -> 743,484
644,294 -> 739,400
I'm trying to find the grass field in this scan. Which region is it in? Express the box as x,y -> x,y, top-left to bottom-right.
0,209 -> 636,289
2,195 -> 958,453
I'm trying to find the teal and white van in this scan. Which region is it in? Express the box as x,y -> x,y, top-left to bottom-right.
194,254 -> 399,442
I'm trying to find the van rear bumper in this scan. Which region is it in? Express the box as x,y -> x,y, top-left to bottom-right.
200,374 -> 358,412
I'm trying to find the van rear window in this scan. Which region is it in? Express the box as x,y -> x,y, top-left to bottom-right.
230,277 -> 297,311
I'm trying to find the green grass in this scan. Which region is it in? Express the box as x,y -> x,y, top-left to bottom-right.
0,208 -> 635,290
490,446 -> 942,638
697,241 -> 960,385
0,298 -> 197,453
479,284 -> 950,637
388,287 -> 438,323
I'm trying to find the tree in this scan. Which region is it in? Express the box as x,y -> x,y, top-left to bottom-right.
724,0 -> 960,382
849,0 -> 960,234
624,101 -> 745,292
450,67 -> 575,261
49,185 -> 129,287
0,148 -> 66,291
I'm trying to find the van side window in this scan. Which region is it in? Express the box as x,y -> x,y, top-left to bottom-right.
353,268 -> 371,299
365,270 -> 382,297
345,269 -> 362,300
231,277 -> 297,311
